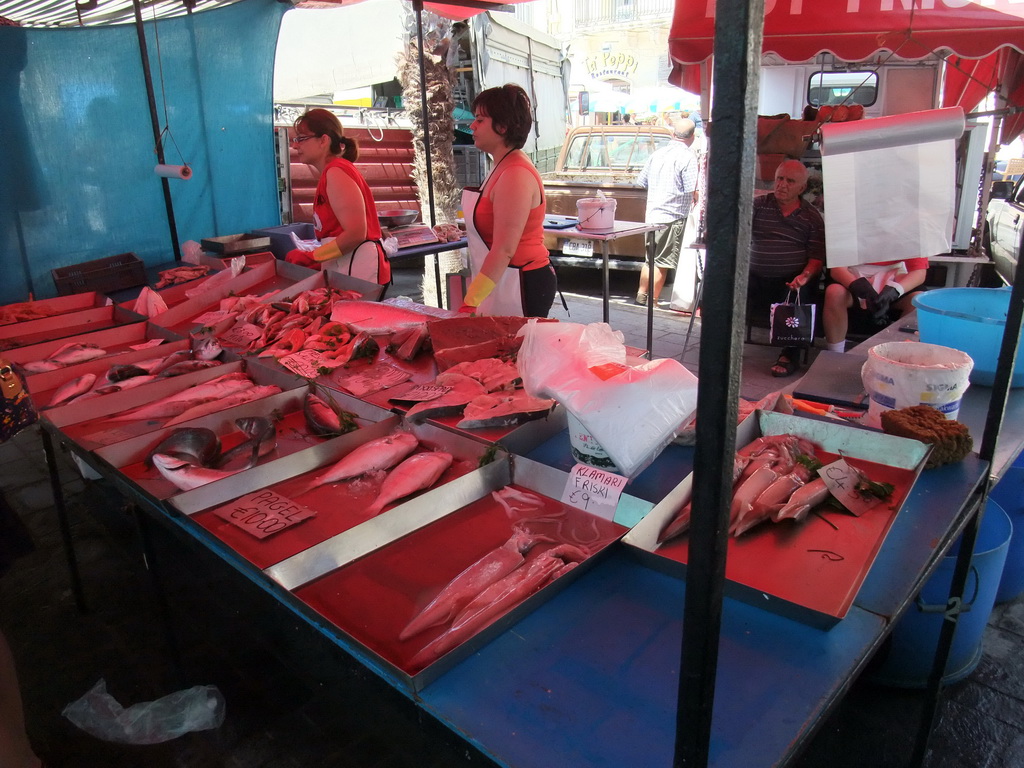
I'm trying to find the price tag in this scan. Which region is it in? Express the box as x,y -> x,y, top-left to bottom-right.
386,382 -> 450,403
211,489 -> 316,539
818,458 -> 885,517
220,322 -> 262,348
129,338 -> 166,351
333,363 -> 411,397
560,462 -> 626,521
562,239 -> 594,258
279,349 -> 331,379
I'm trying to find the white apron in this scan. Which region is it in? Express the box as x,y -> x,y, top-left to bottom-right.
462,186 -> 525,317
321,238 -> 384,284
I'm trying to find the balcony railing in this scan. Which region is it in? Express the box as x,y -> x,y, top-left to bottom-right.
574,0 -> 674,28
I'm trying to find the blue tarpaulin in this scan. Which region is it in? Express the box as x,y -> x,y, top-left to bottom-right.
0,0 -> 286,302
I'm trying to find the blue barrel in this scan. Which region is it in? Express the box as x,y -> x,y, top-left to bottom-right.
870,500 -> 1012,688
989,461 -> 1024,604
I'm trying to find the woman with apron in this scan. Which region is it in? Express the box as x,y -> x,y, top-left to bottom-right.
460,85 -> 556,317
285,109 -> 390,287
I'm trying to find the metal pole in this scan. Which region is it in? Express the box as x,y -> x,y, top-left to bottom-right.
413,0 -> 437,228
675,0 -> 764,765
132,0 -> 182,261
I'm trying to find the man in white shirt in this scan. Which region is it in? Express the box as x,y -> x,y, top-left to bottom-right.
634,118 -> 699,306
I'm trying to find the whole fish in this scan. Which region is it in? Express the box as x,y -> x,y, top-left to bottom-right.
22,342 -> 107,373
191,333 -> 223,361
47,373 -> 97,407
145,428 -> 222,468
158,360 -> 221,378
216,417 -> 278,470
107,373 -> 253,421
774,478 -> 831,523
151,453 -> 240,492
295,431 -> 419,495
106,364 -> 150,383
148,349 -> 195,375
163,384 -> 280,427
365,451 -> 453,516
303,392 -> 357,436
400,525 -> 553,641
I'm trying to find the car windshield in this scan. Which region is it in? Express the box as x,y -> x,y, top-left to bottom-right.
563,132 -> 670,171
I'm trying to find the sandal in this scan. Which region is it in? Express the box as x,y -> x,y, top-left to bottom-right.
770,353 -> 799,378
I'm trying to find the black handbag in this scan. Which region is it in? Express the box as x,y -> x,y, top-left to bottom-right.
0,359 -> 38,443
769,291 -> 816,347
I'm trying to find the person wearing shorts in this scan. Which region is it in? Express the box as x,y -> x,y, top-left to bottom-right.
634,118 -> 699,306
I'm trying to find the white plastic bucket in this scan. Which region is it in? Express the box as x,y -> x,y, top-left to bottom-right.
576,197 -> 616,231
567,412 -> 619,472
860,341 -> 974,428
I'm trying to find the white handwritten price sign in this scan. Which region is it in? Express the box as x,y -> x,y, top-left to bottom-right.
220,322 -> 262,348
386,382 -> 450,403
129,338 -> 166,350
818,458 -> 884,517
212,489 -> 316,539
279,349 -> 329,379
560,462 -> 626,521
334,363 -> 411,397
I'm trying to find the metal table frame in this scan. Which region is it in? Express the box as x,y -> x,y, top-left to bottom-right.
543,220 -> 665,356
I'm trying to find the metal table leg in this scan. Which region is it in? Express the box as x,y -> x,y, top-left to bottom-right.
646,231 -> 656,357
433,253 -> 443,308
40,428 -> 88,613
681,248 -> 705,359
601,241 -> 611,324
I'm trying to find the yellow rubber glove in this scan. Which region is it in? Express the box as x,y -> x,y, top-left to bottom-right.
312,239 -> 343,263
463,273 -> 496,308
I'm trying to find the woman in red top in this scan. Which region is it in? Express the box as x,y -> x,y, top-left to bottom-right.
460,85 -> 556,317
285,109 -> 390,286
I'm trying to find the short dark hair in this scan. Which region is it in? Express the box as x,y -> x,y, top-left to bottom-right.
471,84 -> 533,150
294,108 -> 359,162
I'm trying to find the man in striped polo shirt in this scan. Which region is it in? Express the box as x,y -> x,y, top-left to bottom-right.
748,159 -> 825,377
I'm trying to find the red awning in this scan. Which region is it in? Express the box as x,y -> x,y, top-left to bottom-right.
670,0 -> 1024,139
670,1 -> 1024,71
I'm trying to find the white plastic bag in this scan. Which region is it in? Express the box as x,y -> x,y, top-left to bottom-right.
289,231 -> 320,252
181,240 -> 204,265
517,320 -> 699,477
63,679 -> 225,745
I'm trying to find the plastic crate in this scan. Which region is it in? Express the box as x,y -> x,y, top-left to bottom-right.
51,253 -> 147,296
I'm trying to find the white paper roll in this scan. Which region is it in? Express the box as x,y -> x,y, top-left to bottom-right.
820,107 -> 965,156
154,164 -> 192,180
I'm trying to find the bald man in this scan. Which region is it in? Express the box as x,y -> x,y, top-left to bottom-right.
748,159 -> 825,377
634,117 -> 699,307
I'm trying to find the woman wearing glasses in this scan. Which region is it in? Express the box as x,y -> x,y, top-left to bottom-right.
460,84 -> 556,316
285,109 -> 390,286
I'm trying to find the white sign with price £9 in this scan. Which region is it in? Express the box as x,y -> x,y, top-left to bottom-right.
560,462 -> 626,521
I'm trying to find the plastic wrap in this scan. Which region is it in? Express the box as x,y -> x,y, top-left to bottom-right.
518,320 -> 699,477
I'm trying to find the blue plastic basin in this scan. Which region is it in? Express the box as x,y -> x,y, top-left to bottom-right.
913,288 -> 1023,387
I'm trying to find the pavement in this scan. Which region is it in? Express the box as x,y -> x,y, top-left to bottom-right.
1,259 -> 1022,767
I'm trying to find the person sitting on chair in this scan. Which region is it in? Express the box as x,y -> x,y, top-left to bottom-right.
748,159 -> 826,377
823,258 -> 929,352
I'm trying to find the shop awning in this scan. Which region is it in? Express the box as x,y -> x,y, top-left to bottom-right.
669,0 -> 1024,141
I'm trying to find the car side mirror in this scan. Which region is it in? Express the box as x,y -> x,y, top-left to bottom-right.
991,180 -> 1014,200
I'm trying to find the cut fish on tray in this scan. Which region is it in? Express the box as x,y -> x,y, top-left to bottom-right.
455,392 -> 556,429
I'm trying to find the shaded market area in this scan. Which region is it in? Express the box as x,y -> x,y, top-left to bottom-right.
3,0 -> 1024,767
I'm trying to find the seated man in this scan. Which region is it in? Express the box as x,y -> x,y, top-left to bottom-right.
748,159 -> 825,377
823,258 -> 929,352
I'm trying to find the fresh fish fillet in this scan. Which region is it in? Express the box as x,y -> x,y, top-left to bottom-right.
455,392 -> 555,429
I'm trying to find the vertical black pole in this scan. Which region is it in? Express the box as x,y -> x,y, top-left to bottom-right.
676,1 -> 764,765
132,0 -> 182,262
413,0 -> 437,228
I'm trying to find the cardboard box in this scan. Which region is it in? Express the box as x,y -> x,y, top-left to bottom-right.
623,410 -> 931,629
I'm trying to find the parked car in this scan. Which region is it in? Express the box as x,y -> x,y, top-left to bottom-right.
986,178 -> 1022,284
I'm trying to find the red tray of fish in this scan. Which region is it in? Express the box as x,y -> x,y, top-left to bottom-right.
293,484 -> 626,688
108,399 -> 353,501
190,430 -> 481,570
623,410 -> 932,628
